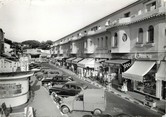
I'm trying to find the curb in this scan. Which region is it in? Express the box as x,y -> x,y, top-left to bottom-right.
80,76 -> 164,115
51,64 -> 165,115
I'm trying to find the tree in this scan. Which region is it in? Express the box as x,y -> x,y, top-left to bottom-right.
46,40 -> 53,45
22,40 -> 41,49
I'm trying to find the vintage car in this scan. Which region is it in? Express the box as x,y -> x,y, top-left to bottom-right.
82,113 -> 132,117
49,81 -> 88,102
41,75 -> 73,86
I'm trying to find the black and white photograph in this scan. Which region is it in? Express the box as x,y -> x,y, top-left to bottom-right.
0,0 -> 166,117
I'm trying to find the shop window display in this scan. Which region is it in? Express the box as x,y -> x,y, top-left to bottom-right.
135,74 -> 156,96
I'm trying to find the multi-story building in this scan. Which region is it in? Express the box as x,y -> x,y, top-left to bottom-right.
0,56 -> 29,73
51,0 -> 166,100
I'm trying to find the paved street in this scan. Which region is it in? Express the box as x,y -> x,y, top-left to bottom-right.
29,74 -> 66,117
42,63 -> 162,117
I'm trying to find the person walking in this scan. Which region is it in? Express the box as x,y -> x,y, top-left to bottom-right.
121,81 -> 128,93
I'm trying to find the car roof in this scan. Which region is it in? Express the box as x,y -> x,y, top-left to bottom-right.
65,81 -> 87,87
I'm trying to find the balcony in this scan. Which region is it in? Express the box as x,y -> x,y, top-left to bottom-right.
87,30 -> 95,36
94,48 -> 109,54
135,42 -> 144,47
87,27 -> 108,36
144,42 -> 155,47
131,7 -> 166,23
118,17 -> 131,24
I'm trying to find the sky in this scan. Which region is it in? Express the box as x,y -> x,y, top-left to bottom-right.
0,0 -> 137,42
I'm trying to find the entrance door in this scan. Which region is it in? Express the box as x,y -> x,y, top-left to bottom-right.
162,81 -> 166,100
73,95 -> 84,110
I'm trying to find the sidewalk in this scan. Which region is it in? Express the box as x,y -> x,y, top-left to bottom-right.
53,64 -> 165,115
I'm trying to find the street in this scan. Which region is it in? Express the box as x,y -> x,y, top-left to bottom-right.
29,74 -> 67,117
40,63 -> 162,117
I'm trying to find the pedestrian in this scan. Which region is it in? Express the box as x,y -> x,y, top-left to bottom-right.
121,81 -> 128,93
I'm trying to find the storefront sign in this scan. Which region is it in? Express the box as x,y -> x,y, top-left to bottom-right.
122,60 -> 131,71
135,53 -> 152,59
0,83 -> 22,98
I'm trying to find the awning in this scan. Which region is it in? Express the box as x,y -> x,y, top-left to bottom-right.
55,56 -> 64,61
77,58 -> 95,68
156,61 -> 166,81
122,61 -> 156,82
72,58 -> 83,64
66,57 -> 76,63
96,59 -> 106,63
104,59 -> 131,71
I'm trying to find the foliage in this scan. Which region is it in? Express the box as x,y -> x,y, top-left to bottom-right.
21,40 -> 53,50
22,40 -> 41,49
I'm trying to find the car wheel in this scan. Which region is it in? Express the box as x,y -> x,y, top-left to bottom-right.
61,106 -> 70,114
93,109 -> 102,115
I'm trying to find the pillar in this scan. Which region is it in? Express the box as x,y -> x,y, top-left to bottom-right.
156,80 -> 162,100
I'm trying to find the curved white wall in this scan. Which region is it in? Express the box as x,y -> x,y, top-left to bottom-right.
0,93 -> 29,107
0,79 -> 29,107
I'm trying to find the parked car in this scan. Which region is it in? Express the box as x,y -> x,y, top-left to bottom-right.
29,63 -> 41,70
60,89 -> 106,115
49,81 -> 88,96
82,113 -> 132,117
41,75 -> 73,86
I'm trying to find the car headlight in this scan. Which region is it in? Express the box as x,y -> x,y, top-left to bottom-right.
59,101 -> 62,104
55,93 -> 58,97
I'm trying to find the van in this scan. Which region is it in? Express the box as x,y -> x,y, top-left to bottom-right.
59,89 -> 106,115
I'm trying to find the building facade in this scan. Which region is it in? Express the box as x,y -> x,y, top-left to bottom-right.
0,28 -> 4,55
51,0 -> 166,100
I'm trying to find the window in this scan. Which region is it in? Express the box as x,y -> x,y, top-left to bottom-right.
84,41 -> 87,48
91,26 -> 98,31
112,33 -> 118,47
105,36 -> 108,48
138,28 -> 143,44
90,40 -> 92,46
76,86 -> 81,90
63,84 -> 69,89
124,12 -> 130,17
146,1 -> 156,11
148,25 -> 154,43
101,37 -> 104,47
70,85 -> 76,89
98,38 -> 100,46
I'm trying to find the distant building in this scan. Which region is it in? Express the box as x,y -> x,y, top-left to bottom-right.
0,56 -> 29,73
0,28 -> 4,55
4,38 -> 13,54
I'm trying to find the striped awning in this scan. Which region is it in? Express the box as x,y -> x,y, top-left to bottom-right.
66,57 -> 76,63
122,61 -> 156,82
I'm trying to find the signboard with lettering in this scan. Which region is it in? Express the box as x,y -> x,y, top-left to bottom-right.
122,60 -> 132,71
0,83 -> 22,98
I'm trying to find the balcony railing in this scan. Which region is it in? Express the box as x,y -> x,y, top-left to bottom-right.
131,7 -> 166,23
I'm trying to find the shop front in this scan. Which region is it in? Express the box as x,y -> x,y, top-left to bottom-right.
0,71 -> 34,107
66,57 -> 76,70
156,61 -> 166,100
104,59 -> 131,85
77,58 -> 95,78
122,60 -> 159,98
72,57 -> 83,74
